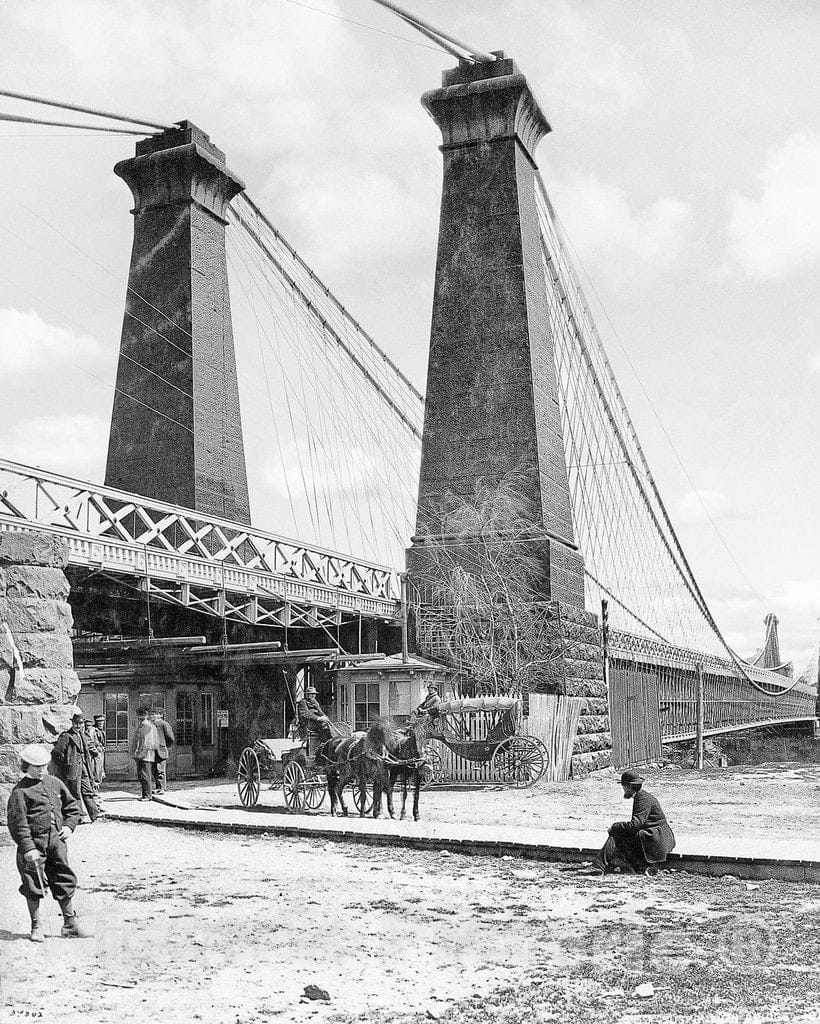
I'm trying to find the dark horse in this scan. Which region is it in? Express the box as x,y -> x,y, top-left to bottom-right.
322,726 -> 385,817
370,712 -> 436,822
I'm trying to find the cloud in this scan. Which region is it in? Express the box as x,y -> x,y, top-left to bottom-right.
725,132 -> 820,280
3,413 -> 107,480
531,2 -> 648,121
0,308 -> 104,379
550,171 -> 692,288
675,488 -> 735,526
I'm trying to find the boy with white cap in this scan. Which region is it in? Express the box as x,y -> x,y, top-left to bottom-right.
6,743 -> 90,941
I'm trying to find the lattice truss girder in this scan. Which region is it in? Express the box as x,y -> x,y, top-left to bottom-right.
225,195 -> 423,569
0,460 -> 401,621
135,577 -> 350,630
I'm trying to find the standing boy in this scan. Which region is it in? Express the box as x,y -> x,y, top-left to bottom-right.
6,743 -> 91,941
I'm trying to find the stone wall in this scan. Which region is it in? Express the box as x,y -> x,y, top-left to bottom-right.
0,532 -> 80,823
536,602 -> 611,777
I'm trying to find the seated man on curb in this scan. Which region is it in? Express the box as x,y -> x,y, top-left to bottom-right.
593,770 -> 676,875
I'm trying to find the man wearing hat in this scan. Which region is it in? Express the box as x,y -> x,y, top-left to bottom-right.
296,685 -> 333,745
594,770 -> 676,875
6,743 -> 90,941
50,708 -> 100,823
414,681 -> 442,720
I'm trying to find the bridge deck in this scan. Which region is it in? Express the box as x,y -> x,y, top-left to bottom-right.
0,458 -> 401,628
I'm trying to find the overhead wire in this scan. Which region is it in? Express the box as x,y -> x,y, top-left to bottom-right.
0,87 -> 171,130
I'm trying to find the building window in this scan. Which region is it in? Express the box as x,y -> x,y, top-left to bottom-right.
138,692 -> 165,717
339,684 -> 350,729
353,682 -> 380,732
104,693 -> 129,748
176,691 -> 194,746
201,692 -> 214,747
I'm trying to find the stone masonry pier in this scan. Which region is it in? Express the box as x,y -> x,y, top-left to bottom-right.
0,531 -> 80,822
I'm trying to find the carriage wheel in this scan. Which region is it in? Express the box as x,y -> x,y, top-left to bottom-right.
492,736 -> 548,788
283,760 -> 307,811
420,745 -> 444,790
303,769 -> 327,811
237,748 -> 261,808
351,783 -> 373,815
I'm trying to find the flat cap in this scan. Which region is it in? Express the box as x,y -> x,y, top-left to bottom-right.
20,744 -> 51,767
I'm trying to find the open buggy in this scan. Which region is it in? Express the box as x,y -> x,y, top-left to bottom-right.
236,725 -> 372,814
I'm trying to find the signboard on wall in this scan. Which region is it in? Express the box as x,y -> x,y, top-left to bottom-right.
216,709 -> 229,728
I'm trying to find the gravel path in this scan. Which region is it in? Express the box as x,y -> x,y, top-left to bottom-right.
2,818 -> 820,1023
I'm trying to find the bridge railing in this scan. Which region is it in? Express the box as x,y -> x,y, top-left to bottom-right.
0,459 -> 401,618
610,629 -> 818,744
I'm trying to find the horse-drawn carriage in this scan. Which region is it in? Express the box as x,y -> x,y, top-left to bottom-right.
423,696 -> 549,788
236,726 -> 372,814
236,694 -> 548,813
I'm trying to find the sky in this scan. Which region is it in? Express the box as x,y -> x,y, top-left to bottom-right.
0,1 -> 818,667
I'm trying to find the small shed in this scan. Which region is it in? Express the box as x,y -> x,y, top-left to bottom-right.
334,653 -> 451,732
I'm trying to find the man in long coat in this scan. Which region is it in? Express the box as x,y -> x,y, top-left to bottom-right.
51,710 -> 100,822
594,770 -> 676,874
150,708 -> 175,794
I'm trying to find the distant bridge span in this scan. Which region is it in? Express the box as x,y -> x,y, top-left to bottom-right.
0,459 -> 401,630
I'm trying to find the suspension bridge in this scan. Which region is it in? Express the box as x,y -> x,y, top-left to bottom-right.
0,4 -> 815,774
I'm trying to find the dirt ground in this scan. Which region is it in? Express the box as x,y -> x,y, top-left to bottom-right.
155,761 -> 820,848
1,819 -> 820,1024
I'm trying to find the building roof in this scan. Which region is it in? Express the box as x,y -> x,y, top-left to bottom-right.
335,652 -> 449,674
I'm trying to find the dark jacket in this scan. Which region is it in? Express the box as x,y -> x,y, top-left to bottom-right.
414,692 -> 441,718
296,695 -> 326,727
6,774 -> 81,854
51,728 -> 94,783
617,788 -> 676,863
152,717 -> 175,760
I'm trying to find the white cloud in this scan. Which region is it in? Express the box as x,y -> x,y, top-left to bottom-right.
675,488 -> 735,526
725,132 -> 820,280
551,171 -> 692,288
533,2 -> 648,121
3,413 -> 107,480
0,308 -> 104,379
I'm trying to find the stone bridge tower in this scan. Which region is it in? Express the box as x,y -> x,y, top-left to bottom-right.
407,56 -> 608,775
105,121 -> 251,524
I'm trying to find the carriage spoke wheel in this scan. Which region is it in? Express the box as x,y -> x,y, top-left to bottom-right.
351,784 -> 373,815
283,760 -> 307,811
492,736 -> 548,788
237,748 -> 261,808
303,769 -> 327,811
420,745 -> 444,790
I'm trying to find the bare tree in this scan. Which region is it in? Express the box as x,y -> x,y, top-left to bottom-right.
410,475 -> 572,697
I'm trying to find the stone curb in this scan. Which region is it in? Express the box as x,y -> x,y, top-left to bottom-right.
105,810 -> 820,884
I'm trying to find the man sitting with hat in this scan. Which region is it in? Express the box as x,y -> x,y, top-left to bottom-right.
6,744 -> 91,941
296,685 -> 334,745
593,770 -> 676,875
413,681 -> 442,720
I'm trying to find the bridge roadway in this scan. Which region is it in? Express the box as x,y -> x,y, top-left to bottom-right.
0,458 -> 401,629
